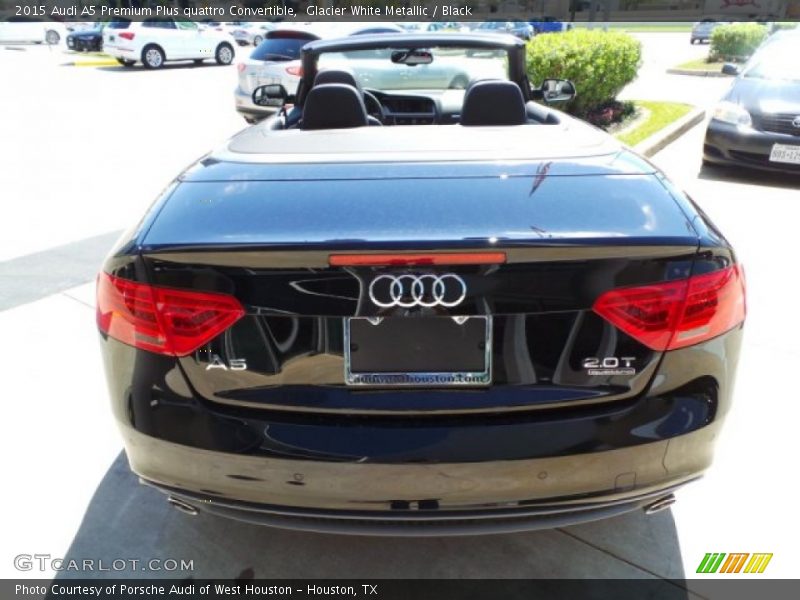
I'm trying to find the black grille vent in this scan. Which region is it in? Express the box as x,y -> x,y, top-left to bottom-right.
753,112 -> 800,137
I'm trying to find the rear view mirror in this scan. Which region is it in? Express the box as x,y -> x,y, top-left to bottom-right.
721,63 -> 740,76
252,84 -> 289,108
391,49 -> 433,66
540,79 -> 576,104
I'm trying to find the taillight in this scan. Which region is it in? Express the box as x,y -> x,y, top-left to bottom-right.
592,265 -> 745,351
119,32 -> 135,41
237,62 -> 246,73
286,65 -> 303,76
96,273 -> 244,356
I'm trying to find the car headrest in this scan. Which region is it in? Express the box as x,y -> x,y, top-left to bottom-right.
301,84 -> 369,130
460,80 -> 528,126
314,68 -> 362,93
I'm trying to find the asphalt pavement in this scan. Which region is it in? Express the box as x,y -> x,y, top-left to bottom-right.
1,35 -> 798,585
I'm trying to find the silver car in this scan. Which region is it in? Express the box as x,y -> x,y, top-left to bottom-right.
691,20 -> 719,44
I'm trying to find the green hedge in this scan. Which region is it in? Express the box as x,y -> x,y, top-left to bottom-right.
526,29 -> 641,117
710,23 -> 768,61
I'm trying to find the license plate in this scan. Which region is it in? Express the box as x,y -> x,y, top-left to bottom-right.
344,316 -> 492,387
769,143 -> 800,165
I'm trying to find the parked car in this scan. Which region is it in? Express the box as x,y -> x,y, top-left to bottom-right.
234,24 -> 406,123
103,18 -> 235,69
703,34 -> 800,173
235,28 -> 322,123
0,16 -> 64,45
66,22 -> 105,52
529,17 -> 565,34
691,19 -> 720,44
101,33 -> 745,535
231,22 -> 275,47
476,20 -> 534,41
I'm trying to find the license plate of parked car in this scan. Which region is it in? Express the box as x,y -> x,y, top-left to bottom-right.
769,144 -> 800,165
344,316 -> 492,387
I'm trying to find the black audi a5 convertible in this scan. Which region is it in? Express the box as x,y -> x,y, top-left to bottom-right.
97,33 -> 745,535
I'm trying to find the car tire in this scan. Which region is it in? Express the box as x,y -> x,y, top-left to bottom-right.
253,35 -> 263,46
45,30 -> 60,45
448,75 -> 470,90
142,44 -> 165,69
215,42 -> 234,66
116,58 -> 135,67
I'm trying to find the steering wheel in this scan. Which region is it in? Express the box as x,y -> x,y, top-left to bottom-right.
363,89 -> 384,124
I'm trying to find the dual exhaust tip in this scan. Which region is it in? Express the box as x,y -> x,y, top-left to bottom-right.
644,493 -> 676,515
167,495 -> 198,516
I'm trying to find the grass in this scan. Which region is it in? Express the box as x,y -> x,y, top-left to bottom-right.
615,101 -> 693,147
674,57 -> 725,72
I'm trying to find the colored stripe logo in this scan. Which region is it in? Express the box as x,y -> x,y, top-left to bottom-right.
697,553 -> 773,574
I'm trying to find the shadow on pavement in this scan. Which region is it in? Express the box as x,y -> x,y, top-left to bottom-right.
95,62 -> 233,73
58,452 -> 687,586
698,163 -> 800,189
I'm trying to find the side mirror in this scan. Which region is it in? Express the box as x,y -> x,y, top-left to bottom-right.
252,84 -> 289,108
539,79 -> 576,104
721,63 -> 740,76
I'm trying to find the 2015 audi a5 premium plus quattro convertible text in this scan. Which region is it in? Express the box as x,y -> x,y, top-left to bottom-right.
97,34 -> 745,535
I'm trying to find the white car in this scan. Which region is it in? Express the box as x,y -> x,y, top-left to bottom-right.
103,18 -> 236,69
0,17 -> 64,45
231,22 -> 275,47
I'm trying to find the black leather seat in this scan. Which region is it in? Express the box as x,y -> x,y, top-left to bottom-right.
314,68 -> 362,92
460,80 -> 528,126
301,83 -> 370,130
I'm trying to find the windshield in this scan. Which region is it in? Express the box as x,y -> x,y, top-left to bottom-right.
744,46 -> 800,81
317,47 -> 508,92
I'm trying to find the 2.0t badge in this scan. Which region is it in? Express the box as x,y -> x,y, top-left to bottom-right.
582,356 -> 636,376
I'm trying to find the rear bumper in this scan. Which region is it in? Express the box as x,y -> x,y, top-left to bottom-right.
124,420 -> 715,534
704,118 -> 800,173
145,475 -> 691,536
104,306 -> 741,532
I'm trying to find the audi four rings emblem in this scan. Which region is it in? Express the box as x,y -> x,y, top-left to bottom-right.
368,274 -> 467,308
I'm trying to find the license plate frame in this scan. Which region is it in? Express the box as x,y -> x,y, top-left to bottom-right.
344,316 -> 492,387
769,143 -> 800,165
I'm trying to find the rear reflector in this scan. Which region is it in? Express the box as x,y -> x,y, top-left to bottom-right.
96,273 -> 244,356
329,252 -> 507,267
285,66 -> 303,76
592,265 -> 745,351
119,32 -> 135,41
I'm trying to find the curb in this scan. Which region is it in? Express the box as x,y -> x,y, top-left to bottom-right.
62,58 -> 119,67
666,67 -> 731,78
634,107 -> 706,158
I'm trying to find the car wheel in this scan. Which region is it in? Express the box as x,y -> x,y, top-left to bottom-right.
253,35 -> 263,46
45,30 -> 60,45
116,58 -> 135,67
215,42 -> 234,66
448,75 -> 470,90
142,44 -> 165,69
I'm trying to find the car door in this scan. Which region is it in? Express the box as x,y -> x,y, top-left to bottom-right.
175,20 -> 209,59
2,16 -> 45,42
141,18 -> 181,59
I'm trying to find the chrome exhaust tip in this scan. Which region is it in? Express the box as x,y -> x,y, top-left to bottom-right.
167,496 -> 198,516
644,493 -> 676,515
